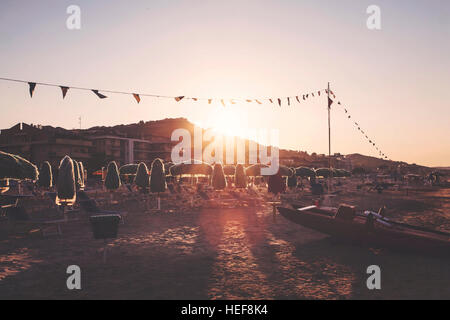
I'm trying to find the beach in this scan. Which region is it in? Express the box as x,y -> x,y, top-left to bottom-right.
0,186 -> 449,300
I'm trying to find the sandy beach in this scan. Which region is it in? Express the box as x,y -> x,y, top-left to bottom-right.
0,185 -> 449,300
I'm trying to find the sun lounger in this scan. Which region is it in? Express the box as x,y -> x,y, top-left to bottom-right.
4,206 -> 66,236
78,199 -> 126,224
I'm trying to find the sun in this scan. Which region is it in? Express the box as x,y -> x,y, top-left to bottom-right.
202,103 -> 251,139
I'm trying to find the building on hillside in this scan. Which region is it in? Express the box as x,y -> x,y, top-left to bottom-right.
0,123 -> 92,169
0,123 -> 175,172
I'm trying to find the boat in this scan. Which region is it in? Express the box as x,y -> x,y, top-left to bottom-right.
277,205 -> 450,256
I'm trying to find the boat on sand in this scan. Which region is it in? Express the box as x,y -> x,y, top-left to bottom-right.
277,204 -> 450,257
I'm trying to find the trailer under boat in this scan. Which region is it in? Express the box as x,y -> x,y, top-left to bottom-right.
277,205 -> 450,256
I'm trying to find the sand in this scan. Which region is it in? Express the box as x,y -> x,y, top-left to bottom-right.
0,185 -> 449,300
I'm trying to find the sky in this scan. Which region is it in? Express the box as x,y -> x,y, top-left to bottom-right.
0,0 -> 449,167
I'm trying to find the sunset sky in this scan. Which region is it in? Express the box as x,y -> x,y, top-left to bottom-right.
0,0 -> 449,166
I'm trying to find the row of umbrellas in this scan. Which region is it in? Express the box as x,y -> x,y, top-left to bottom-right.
117,160 -> 351,178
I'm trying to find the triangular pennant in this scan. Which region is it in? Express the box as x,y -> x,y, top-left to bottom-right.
28,82 -> 36,98
328,97 -> 333,108
174,96 -> 185,102
277,98 -> 281,107
133,93 -> 141,104
60,86 -> 69,99
92,90 -> 107,99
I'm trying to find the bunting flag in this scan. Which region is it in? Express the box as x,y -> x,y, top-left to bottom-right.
28,82 -> 36,98
1,77 -> 326,109
328,97 -> 333,108
333,91 -> 390,161
92,90 -> 107,99
60,86 -> 69,99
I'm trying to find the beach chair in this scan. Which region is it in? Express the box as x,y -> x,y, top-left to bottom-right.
78,199 -> 126,224
4,206 -> 65,236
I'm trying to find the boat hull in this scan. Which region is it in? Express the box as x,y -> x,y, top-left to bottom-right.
277,206 -> 450,256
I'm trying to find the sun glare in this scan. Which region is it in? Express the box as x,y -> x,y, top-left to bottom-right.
201,104 -> 251,140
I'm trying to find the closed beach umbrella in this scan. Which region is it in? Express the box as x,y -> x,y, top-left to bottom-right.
150,159 -> 166,193
164,162 -> 174,175
72,159 -> 82,189
245,164 -> 269,177
234,164 -> 247,188
56,155 -> 76,205
0,150 -> 39,181
134,162 -> 149,190
150,159 -> 166,210
119,163 -> 139,176
38,161 -> 53,188
334,168 -> 351,178
105,161 -> 121,191
295,167 -> 316,178
170,160 -> 213,176
279,165 -> 294,177
287,175 -> 297,188
78,161 -> 85,188
268,171 -> 286,195
223,165 -> 236,176
211,163 -> 227,190
315,168 -> 333,178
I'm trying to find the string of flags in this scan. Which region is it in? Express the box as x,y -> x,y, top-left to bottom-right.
0,76 -> 389,161
329,93 -> 391,161
0,77 -> 324,107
